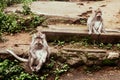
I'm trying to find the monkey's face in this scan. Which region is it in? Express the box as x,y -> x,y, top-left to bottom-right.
95,8 -> 102,17
32,32 -> 46,49
95,11 -> 102,21
96,12 -> 102,17
34,37 -> 44,49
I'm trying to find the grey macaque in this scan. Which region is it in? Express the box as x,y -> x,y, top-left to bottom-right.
87,8 -> 106,34
6,32 -> 50,72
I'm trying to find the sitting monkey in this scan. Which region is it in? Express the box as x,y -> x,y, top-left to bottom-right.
87,8 -> 106,34
6,32 -> 50,72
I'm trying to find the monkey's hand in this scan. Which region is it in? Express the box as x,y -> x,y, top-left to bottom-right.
30,50 -> 37,59
33,54 -> 37,59
41,34 -> 46,39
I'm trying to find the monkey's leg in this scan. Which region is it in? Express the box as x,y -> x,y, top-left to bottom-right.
35,60 -> 43,72
42,51 -> 48,63
29,58 -> 35,71
46,48 -> 50,60
93,26 -> 99,34
87,17 -> 93,34
102,27 -> 106,33
99,23 -> 106,33
88,25 -> 92,34
98,23 -> 103,33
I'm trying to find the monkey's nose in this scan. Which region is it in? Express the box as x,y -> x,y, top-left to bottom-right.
38,43 -> 42,46
97,14 -> 102,17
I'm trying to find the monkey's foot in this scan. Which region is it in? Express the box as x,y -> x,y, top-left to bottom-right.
34,67 -> 40,72
34,65 -> 42,72
96,32 -> 100,35
30,67 -> 35,72
88,32 -> 92,34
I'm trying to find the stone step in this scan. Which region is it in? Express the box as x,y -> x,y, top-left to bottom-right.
41,29 -> 120,43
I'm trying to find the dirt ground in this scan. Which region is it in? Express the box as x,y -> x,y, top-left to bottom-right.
60,67 -> 120,80
1,0 -> 120,80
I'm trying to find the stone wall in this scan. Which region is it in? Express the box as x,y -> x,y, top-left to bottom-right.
51,48 -> 120,67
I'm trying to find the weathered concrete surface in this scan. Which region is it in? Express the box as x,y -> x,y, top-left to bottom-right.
41,29 -> 120,43
4,0 -> 120,29
4,1 -> 88,18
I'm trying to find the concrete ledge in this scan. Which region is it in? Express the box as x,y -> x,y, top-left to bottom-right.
42,30 -> 120,43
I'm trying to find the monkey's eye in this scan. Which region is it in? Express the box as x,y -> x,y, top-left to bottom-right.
35,37 -> 42,39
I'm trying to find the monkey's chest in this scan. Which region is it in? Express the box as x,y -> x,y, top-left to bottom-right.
94,21 -> 102,29
35,50 -> 48,62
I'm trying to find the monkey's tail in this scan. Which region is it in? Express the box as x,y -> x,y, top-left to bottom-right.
6,49 -> 28,62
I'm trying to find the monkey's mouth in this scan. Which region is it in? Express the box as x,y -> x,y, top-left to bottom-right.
35,43 -> 43,49
38,44 -> 43,49
96,16 -> 101,20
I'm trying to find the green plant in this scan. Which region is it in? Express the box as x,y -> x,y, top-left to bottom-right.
54,64 -> 69,80
54,40 -> 65,46
46,57 -> 55,69
0,12 -> 22,33
0,10 -> 46,35
0,0 -> 22,11
40,74 -> 49,80
55,75 -> 59,80
17,72 -> 39,80
31,15 -> 46,27
22,0 -> 33,15
116,43 -> 120,49
22,4 -> 32,15
99,43 -> 104,48
0,59 -> 22,79
79,18 -> 87,25
106,43 -> 112,49
102,59 -> 116,66
81,36 -> 92,46
70,41 -> 75,44
0,59 -> 39,80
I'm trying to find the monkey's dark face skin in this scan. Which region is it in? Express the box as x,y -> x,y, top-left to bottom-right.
96,12 -> 102,21
35,43 -> 43,49
34,38 -> 44,50
96,16 -> 102,21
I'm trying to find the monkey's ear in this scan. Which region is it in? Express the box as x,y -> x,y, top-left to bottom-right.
92,10 -> 96,15
33,34 -> 37,38
41,34 -> 46,39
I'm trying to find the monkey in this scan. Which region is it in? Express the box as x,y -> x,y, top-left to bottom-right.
6,32 -> 50,72
87,8 -> 106,34
28,32 -> 50,71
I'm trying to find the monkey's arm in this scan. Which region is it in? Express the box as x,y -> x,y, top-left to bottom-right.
29,49 -> 37,59
87,16 -> 94,34
46,47 -> 50,59
42,34 -> 50,59
101,22 -> 106,33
